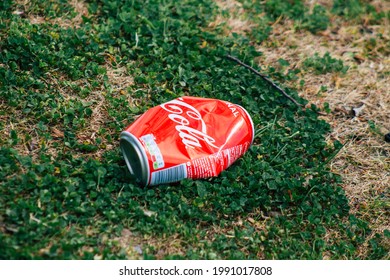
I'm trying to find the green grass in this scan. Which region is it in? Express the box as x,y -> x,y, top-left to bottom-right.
0,0 -> 388,260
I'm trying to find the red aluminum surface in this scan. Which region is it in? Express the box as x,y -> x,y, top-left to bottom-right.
122,96 -> 254,186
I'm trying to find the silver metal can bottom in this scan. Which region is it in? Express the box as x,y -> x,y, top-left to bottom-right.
120,131 -> 150,186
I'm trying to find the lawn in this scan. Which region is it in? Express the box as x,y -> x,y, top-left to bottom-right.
0,0 -> 388,259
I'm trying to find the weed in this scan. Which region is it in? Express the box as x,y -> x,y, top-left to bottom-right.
264,0 -> 305,20
238,0 -> 330,40
368,120 -> 383,137
301,5 -> 330,34
303,52 -> 349,75
332,0 -> 388,23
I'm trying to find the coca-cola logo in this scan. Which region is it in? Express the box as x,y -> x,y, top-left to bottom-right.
160,98 -> 219,149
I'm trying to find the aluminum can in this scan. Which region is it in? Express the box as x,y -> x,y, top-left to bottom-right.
120,96 -> 254,186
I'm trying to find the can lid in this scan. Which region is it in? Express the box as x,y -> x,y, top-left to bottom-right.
120,131 -> 149,186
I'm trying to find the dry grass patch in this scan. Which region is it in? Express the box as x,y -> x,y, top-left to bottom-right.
210,0 -> 390,258
0,102 -> 43,158
15,0 -> 89,28
56,61 -> 136,159
0,62 -> 136,161
209,0 -> 256,35
108,228 -> 189,259
260,21 -> 389,255
78,62 -> 136,158
66,0 -> 89,28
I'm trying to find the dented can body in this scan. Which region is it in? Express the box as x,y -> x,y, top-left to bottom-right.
120,96 -> 254,186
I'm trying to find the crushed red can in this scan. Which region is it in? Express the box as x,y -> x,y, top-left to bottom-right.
120,96 -> 254,186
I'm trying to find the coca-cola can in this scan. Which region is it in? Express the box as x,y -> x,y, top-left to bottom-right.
120,96 -> 254,186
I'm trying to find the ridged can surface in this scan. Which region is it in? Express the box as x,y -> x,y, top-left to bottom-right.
120,96 -> 254,186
